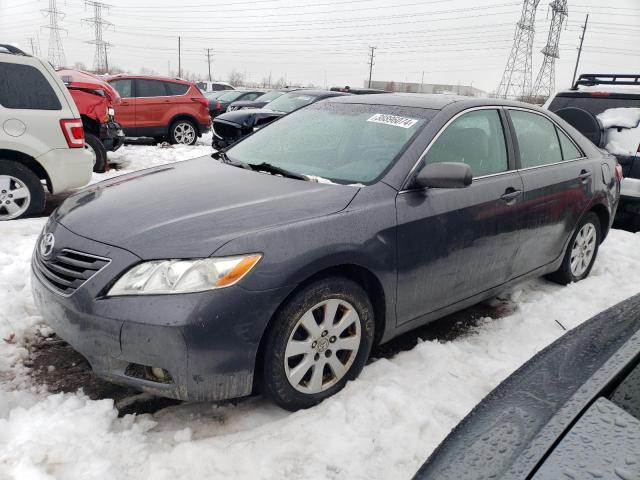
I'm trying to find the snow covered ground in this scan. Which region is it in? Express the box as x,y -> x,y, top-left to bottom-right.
1,134 -> 640,479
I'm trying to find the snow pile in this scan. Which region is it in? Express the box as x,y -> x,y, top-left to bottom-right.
597,108 -> 640,157
1,138 -> 640,478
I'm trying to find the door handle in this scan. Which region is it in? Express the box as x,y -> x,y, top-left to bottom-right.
121,101 -> 129,105
500,188 -> 522,202
578,170 -> 592,182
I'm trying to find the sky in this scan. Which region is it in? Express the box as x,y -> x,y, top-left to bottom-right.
1,0 -> 639,93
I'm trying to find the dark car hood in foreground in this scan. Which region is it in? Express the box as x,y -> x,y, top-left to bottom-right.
53,155 -> 359,259
414,294 -> 640,480
214,108 -> 285,129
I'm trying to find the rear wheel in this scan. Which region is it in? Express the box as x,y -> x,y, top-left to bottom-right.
261,277 -> 375,411
547,212 -> 601,285
0,160 -> 45,220
169,119 -> 197,145
85,132 -> 107,173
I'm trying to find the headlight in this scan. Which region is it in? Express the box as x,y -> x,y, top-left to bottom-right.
108,107 -> 115,116
107,254 -> 261,296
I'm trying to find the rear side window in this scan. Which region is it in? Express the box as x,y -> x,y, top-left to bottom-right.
557,128 -> 583,160
136,79 -> 167,97
0,62 -> 61,110
109,79 -> 133,98
165,82 -> 189,96
424,109 -> 508,177
510,110 -> 563,168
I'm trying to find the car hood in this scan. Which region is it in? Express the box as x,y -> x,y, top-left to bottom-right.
214,108 -> 285,128
53,155 -> 359,259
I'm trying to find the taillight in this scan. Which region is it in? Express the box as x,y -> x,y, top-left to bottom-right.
59,119 -> 85,148
191,97 -> 208,108
215,101 -> 221,110
615,162 -> 623,181
589,92 -> 611,97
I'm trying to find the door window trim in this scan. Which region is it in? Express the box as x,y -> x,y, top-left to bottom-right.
400,105 -> 514,192
505,106 -> 587,172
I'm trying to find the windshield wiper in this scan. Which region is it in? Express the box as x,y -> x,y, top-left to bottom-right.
247,162 -> 308,181
212,150 -> 251,170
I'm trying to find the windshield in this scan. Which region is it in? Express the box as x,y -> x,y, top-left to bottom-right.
264,91 -> 321,113
218,90 -> 245,102
227,103 -> 433,185
256,90 -> 286,103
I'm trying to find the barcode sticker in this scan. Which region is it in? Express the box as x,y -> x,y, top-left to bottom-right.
367,113 -> 419,128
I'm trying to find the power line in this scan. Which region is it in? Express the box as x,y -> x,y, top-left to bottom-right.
82,1 -> 113,73
41,0 -> 66,68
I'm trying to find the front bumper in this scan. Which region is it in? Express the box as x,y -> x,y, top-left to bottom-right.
99,120 -> 125,152
31,222 -> 289,401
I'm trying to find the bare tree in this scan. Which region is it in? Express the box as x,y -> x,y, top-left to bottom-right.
228,69 -> 245,87
139,66 -> 158,76
73,61 -> 87,71
273,76 -> 287,88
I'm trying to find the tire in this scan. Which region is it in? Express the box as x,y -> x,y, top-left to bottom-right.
0,160 -> 45,220
547,212 -> 601,285
85,133 -> 107,173
261,277 -> 375,411
169,119 -> 198,145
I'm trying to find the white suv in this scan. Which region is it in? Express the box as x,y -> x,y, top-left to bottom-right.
0,44 -> 93,220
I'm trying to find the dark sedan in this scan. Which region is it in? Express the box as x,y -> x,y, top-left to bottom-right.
212,89 -> 348,149
32,95 -> 619,412
226,89 -> 289,112
208,89 -> 264,117
415,293 -> 640,480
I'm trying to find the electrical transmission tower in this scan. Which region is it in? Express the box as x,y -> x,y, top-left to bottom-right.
531,0 -> 568,99
41,0 -> 66,68
83,1 -> 113,73
496,0 -> 541,99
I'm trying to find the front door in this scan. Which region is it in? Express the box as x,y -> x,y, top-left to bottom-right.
506,108 -> 595,275
396,108 -> 524,325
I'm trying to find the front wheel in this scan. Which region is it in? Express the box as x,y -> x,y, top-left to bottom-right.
547,212 -> 601,285
169,120 -> 197,145
261,277 -> 375,411
85,132 -> 107,173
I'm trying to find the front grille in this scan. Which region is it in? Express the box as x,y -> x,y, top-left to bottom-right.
34,248 -> 110,296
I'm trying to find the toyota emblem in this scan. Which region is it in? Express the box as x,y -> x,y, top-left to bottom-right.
39,233 -> 55,258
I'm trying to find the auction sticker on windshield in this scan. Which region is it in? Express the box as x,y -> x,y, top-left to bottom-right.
367,113 -> 419,128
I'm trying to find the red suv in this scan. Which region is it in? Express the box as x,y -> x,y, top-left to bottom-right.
106,75 -> 210,145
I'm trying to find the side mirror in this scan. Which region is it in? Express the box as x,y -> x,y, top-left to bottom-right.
412,162 -> 472,189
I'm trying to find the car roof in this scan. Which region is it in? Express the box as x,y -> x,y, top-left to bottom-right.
325,93 -> 543,111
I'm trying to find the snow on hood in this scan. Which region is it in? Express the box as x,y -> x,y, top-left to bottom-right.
597,107 -> 640,157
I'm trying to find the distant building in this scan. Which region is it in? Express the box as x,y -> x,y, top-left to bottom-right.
367,80 -> 486,97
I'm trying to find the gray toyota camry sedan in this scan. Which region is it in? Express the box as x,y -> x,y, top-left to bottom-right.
32,94 -> 620,411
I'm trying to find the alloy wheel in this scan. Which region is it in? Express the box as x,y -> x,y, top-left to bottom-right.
0,175 -> 31,220
173,122 -> 196,144
570,222 -> 597,277
284,299 -> 361,394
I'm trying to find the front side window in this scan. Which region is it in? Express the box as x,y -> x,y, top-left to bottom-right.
136,79 -> 167,97
227,103 -> 434,185
109,79 -> 133,98
510,110 -> 563,168
0,62 -> 61,110
423,109 -> 508,177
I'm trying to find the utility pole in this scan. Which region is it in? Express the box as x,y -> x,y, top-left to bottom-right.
41,0 -> 66,68
205,48 -> 213,81
368,46 -> 376,88
83,1 -> 113,73
572,14 -> 589,87
178,36 -> 181,78
420,71 -> 424,93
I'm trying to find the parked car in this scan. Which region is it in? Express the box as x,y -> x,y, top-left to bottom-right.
545,74 -> 640,227
32,94 -> 619,411
212,89 -> 348,149
196,80 -> 235,93
208,90 -> 265,117
226,89 -> 289,112
106,74 -> 211,145
415,293 -> 640,480
0,44 -> 92,220
58,69 -> 125,173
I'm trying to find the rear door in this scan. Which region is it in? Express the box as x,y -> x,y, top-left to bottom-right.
507,108 -> 596,276
108,78 -> 136,134
395,107 -> 524,324
134,79 -> 170,135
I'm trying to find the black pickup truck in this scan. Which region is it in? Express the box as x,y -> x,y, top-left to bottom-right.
546,74 -> 640,228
